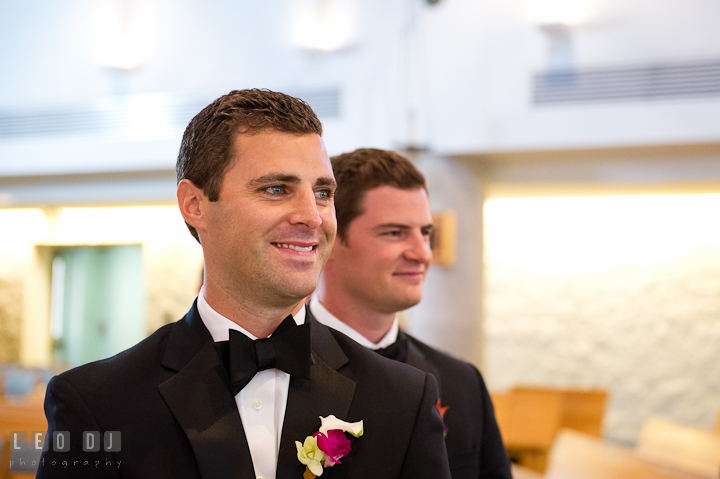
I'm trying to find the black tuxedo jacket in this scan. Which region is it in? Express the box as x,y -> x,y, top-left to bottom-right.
401,331 -> 512,479
37,304 -> 451,479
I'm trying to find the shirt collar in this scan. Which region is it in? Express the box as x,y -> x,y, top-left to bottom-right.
197,285 -> 306,342
309,296 -> 398,349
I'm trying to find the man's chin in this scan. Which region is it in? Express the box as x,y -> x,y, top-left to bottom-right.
386,293 -> 423,314
273,279 -> 318,305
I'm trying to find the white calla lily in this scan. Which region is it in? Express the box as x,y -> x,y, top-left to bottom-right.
318,415 -> 364,437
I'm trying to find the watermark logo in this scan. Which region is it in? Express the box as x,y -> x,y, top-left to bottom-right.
8,431 -> 122,471
81,432 -> 121,452
10,431 -> 120,452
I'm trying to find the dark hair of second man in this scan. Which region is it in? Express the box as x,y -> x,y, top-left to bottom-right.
331,148 -> 427,241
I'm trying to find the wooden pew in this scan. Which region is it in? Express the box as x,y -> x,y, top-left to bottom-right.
0,390 -> 47,479
496,388 -> 565,449
492,386 -> 607,472
553,388 -> 607,437
511,463 -> 544,479
636,416 -> 720,479
545,429 -> 704,479
493,388 -> 563,472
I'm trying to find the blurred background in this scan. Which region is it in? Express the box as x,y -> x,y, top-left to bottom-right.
1,0 -> 720,465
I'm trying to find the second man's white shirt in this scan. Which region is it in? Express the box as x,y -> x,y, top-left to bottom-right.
309,296 -> 399,349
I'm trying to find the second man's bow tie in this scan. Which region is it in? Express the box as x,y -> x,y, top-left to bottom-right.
224,314 -> 312,395
375,334 -> 409,363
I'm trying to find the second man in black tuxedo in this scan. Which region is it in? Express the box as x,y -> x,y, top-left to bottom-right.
310,148 -> 512,479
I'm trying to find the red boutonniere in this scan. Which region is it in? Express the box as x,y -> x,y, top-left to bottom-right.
436,399 -> 449,437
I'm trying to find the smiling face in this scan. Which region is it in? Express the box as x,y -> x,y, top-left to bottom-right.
200,129 -> 337,309
328,185 -> 433,314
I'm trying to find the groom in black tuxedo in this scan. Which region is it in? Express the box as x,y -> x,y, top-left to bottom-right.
310,148 -> 512,479
37,90 -> 451,479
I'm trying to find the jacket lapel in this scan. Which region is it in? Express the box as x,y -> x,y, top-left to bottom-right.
158,303 -> 255,479
276,311 -> 357,479
403,331 -> 443,393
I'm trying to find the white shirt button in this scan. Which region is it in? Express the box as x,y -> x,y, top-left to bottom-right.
252,399 -> 263,410
257,476 -> 263,479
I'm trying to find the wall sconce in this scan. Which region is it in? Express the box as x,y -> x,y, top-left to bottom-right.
527,0 -> 595,71
528,0 -> 594,25
539,22 -> 574,72
89,0 -> 155,71
291,0 -> 356,52
431,210 -> 457,267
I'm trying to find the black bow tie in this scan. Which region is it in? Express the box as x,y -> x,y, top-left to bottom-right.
217,314 -> 313,395
374,333 -> 408,363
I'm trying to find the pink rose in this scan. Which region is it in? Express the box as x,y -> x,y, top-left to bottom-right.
313,430 -> 352,466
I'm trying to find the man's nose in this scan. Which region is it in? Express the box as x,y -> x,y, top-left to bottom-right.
404,230 -> 433,263
290,188 -> 322,228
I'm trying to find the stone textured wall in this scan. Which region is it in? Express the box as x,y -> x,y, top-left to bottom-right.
0,277 -> 21,362
0,209 -> 48,364
483,194 -> 720,445
144,237 -> 204,334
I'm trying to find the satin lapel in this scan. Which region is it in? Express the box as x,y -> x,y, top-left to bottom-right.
158,304 -> 255,479
276,312 -> 356,479
403,332 -> 443,393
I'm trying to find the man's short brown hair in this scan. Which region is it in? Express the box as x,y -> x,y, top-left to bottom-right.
331,148 -> 427,240
176,89 -> 323,242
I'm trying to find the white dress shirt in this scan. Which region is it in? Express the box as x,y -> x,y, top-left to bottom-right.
309,296 -> 398,349
197,286 -> 306,479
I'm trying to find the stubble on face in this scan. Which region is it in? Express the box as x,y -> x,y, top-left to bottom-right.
328,186 -> 433,316
202,130 -> 337,318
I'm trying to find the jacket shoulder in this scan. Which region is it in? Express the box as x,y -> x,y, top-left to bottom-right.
59,322 -> 173,381
405,333 -> 482,381
52,312 -> 201,407
327,324 -> 430,384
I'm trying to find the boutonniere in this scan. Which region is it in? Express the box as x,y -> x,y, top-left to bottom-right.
295,415 -> 364,479
436,399 -> 448,437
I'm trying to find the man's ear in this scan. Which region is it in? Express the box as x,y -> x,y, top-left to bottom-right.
177,179 -> 208,233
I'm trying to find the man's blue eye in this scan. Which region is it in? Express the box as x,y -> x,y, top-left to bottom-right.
267,186 -> 283,195
316,190 -> 330,199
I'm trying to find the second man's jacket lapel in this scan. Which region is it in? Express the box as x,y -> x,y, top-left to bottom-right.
404,332 -> 443,393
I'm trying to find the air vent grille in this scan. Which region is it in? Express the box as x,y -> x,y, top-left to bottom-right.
534,59 -> 720,105
0,88 -> 341,139
291,88 -> 341,118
